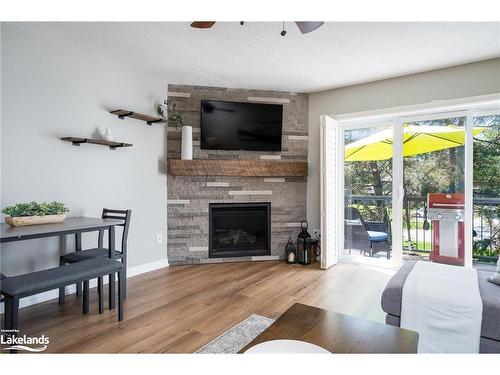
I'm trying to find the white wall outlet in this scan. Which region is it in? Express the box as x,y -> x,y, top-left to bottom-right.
156,233 -> 163,244
314,229 -> 320,238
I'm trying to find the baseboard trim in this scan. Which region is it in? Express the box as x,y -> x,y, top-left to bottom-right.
0,258 -> 169,314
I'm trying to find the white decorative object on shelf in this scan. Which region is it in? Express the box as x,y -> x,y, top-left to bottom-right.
181,125 -> 193,160
103,128 -> 114,142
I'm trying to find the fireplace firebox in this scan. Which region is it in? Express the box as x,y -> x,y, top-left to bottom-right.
209,202 -> 271,258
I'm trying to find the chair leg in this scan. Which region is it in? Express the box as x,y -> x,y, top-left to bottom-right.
109,274 -> 116,310
11,296 -> 19,333
76,282 -> 82,297
4,296 -> 13,331
58,287 -> 66,304
83,280 -> 90,314
122,258 -> 127,299
59,259 -> 66,304
98,276 -> 104,314
118,271 -> 124,321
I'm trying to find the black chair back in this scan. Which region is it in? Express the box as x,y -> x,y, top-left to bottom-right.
345,207 -> 365,224
98,209 -> 132,254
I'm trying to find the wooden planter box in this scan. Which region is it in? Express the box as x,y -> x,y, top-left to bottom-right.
4,214 -> 67,227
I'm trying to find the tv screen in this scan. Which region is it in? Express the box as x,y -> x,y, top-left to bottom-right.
200,100 -> 283,151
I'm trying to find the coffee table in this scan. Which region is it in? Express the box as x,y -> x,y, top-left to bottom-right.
240,303 -> 418,353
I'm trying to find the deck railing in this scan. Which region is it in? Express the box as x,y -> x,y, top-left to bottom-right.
345,194 -> 500,260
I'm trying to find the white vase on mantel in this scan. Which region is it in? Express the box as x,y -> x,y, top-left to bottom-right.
181,125 -> 193,160
103,128 -> 114,142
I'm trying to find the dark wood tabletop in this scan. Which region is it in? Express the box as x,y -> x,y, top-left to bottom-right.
0,217 -> 123,243
240,303 -> 418,354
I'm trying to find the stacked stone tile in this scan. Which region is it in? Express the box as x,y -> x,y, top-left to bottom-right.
167,85 -> 308,265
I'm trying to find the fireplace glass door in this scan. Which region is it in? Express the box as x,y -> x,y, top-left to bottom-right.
209,202 -> 271,258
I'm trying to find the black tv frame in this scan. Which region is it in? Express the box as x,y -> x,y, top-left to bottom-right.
200,100 -> 283,152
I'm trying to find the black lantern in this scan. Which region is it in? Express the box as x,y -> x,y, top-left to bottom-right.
285,237 -> 297,264
297,220 -> 312,265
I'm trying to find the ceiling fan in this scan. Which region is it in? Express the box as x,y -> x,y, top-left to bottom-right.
190,21 -> 324,35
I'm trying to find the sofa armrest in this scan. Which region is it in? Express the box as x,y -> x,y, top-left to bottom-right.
381,261 -> 417,316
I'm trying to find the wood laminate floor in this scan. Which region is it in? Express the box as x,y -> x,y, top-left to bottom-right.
0,261 -> 395,353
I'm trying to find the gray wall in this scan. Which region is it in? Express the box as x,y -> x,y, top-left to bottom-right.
307,58 -> 500,232
1,24 -> 168,276
167,85 -> 308,264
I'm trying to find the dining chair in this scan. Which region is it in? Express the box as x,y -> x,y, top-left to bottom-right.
59,209 -> 131,307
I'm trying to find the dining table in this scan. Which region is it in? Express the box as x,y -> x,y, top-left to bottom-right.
0,216 -> 124,306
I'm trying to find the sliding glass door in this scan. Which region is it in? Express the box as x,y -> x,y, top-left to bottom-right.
401,114 -> 467,266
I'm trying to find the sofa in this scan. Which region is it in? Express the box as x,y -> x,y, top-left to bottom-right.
381,261 -> 500,353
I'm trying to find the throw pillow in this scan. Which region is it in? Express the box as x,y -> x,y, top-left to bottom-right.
487,257 -> 500,286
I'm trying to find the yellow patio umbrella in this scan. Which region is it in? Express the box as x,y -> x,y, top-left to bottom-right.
345,125 -> 485,161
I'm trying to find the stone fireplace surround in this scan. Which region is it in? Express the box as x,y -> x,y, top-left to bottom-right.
166,84 -> 308,265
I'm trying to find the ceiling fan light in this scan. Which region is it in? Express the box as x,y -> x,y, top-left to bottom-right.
191,22 -> 216,29
295,21 -> 324,34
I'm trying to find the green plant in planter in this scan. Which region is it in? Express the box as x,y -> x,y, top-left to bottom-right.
155,99 -> 184,129
1,201 -> 69,217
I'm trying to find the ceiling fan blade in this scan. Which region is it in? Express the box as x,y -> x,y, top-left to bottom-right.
191,21 -> 216,29
295,21 -> 324,34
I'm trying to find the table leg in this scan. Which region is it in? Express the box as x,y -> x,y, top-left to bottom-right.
75,233 -> 82,296
108,225 -> 116,310
59,235 -> 66,304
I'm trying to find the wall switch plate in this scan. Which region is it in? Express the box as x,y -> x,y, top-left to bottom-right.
156,233 -> 163,244
314,229 -> 320,238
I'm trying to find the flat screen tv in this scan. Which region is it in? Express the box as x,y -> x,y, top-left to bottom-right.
200,100 -> 283,151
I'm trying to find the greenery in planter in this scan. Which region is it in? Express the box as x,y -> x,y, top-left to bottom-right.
1,201 -> 69,217
155,99 -> 185,129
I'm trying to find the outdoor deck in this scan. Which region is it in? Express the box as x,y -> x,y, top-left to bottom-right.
346,195 -> 499,263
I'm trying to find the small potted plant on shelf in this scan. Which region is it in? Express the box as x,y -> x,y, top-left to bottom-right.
155,99 -> 184,129
155,99 -> 191,160
2,201 -> 70,227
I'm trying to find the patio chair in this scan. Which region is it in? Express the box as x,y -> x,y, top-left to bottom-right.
344,207 -> 391,259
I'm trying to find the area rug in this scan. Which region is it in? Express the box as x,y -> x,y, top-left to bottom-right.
195,314 -> 274,354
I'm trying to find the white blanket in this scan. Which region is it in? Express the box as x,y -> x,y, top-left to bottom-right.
401,261 -> 483,353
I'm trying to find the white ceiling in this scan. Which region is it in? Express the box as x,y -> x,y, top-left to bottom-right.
10,22 -> 500,93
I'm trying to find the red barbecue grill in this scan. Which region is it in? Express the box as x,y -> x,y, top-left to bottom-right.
427,193 -> 465,266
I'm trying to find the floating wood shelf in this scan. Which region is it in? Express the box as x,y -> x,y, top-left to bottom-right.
110,109 -> 165,125
61,137 -> 133,150
168,159 -> 308,177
